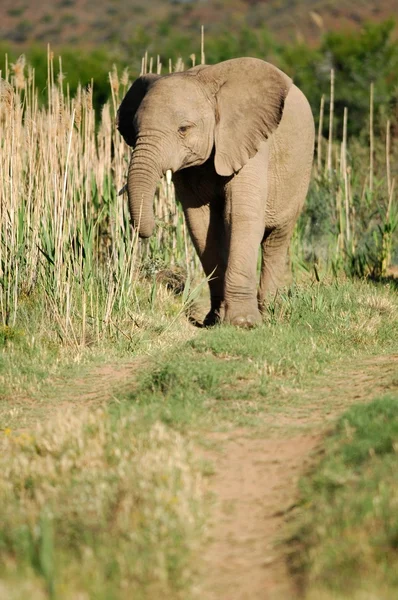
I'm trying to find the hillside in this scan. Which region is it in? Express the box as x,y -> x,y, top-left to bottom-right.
1,0 -> 398,56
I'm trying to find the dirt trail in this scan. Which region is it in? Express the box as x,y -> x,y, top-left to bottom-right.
202,434 -> 319,600
8,351 -> 396,599
201,354 -> 398,600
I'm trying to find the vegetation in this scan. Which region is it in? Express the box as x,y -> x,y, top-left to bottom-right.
1,17 -> 398,135
124,280 -> 397,429
289,395 -> 398,599
0,276 -> 397,597
0,414 -> 204,600
0,32 -> 397,599
0,46 -> 396,338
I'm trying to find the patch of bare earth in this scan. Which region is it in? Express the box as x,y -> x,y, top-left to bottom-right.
201,354 -> 398,600
41,360 -> 144,423
61,361 -> 141,405
2,360 -> 144,432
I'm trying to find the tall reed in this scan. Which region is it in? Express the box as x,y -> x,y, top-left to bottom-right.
1,49 -> 397,346
307,70 -> 397,277
0,51 -> 196,345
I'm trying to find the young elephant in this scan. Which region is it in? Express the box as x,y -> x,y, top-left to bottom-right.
117,58 -> 315,327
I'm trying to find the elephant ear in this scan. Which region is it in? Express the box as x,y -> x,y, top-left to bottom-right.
199,59 -> 291,176
116,74 -> 160,146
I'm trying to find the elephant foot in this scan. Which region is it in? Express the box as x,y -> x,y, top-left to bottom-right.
203,308 -> 223,327
224,306 -> 262,328
229,314 -> 261,328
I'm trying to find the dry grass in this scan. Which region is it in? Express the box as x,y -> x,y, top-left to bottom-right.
1,51 -> 397,348
0,47 -> 398,600
0,51 -> 196,348
309,69 -> 398,277
0,409 -> 205,598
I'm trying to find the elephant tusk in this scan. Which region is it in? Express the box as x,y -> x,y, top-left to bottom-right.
118,184 -> 127,196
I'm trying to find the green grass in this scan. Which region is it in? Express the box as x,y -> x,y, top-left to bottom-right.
0,411 -> 204,600
288,395 -> 398,600
0,277 -> 397,598
117,278 -> 398,429
0,277 -> 199,430
1,44 -> 398,599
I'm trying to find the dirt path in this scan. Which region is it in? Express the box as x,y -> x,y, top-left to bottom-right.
201,354 -> 398,600
202,433 -> 319,600
6,350 -> 396,599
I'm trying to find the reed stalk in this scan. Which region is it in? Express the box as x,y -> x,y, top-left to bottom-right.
326,69 -> 334,177
201,26 -> 206,65
0,49 -> 197,341
386,119 -> 391,197
317,94 -> 324,173
342,107 -> 351,244
369,82 -> 374,193
381,178 -> 396,276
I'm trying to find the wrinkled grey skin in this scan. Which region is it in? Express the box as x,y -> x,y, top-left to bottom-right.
117,58 -> 314,327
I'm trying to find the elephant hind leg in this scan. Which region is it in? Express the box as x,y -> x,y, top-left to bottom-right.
258,225 -> 294,311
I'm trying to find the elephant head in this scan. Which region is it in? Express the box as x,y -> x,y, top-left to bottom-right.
117,58 -> 291,238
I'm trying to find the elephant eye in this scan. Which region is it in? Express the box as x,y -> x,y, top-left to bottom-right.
178,124 -> 192,135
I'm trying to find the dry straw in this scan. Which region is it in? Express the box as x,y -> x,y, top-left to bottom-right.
315,69 -> 396,273
317,94 -> 324,173
0,51 -> 197,341
326,68 -> 334,177
369,81 -> 374,193
2,45 -> 397,337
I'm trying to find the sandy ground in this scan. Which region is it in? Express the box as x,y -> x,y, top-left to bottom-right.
201,354 -> 398,600
4,349 -> 396,599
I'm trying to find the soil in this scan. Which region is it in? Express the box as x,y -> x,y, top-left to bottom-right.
200,354 -> 398,600
201,433 -> 319,600
1,0 -> 398,51
4,352 -> 396,598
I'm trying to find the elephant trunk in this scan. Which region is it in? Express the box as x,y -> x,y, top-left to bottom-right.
127,144 -> 164,238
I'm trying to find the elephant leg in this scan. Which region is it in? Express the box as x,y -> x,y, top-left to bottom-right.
258,224 -> 294,310
223,186 -> 266,328
174,167 -> 227,325
183,200 -> 227,325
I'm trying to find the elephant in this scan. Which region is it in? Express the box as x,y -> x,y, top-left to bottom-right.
117,57 -> 315,327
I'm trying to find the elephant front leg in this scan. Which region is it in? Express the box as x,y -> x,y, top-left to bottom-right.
183,202 -> 227,326
223,197 -> 265,328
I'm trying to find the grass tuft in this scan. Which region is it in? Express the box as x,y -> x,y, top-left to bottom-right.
1,46 -> 398,600
0,409 -> 205,599
288,395 -> 398,599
